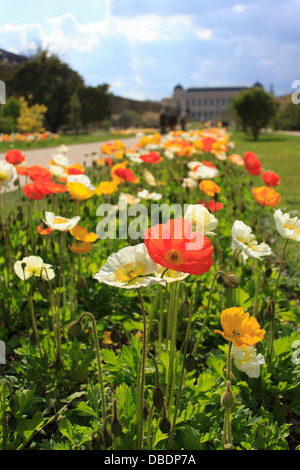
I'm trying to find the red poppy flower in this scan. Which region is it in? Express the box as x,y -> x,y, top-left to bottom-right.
34,180 -> 68,195
27,165 -> 52,182
262,171 -> 280,187
5,149 -> 25,165
67,167 -> 84,176
203,160 -> 217,169
202,137 -> 217,152
114,167 -> 138,182
144,218 -> 214,275
105,157 -> 113,167
199,199 -> 224,212
244,151 -> 262,176
23,183 -> 45,200
140,152 -> 163,164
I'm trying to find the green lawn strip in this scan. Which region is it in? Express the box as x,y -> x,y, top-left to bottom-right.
0,132 -> 136,152
231,131 -> 300,211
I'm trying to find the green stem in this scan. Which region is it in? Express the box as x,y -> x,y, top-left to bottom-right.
136,289 -> 147,450
27,277 -> 42,359
166,298 -> 193,449
192,271 -> 224,356
267,238 -> 289,363
78,312 -> 106,421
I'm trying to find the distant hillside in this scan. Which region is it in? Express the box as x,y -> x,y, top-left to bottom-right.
110,94 -> 161,115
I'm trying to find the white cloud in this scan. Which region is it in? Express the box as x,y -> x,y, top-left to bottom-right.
196,28 -> 213,40
232,4 -> 247,12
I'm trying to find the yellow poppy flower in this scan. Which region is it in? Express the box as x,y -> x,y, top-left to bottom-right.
214,307 -> 266,348
67,182 -> 94,201
94,180 -> 119,196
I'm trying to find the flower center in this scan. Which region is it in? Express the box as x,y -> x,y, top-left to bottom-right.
284,222 -> 300,235
164,249 -> 184,266
115,261 -> 146,284
53,217 -> 68,224
232,329 -> 240,337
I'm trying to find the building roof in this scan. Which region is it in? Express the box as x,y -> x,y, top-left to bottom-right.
186,86 -> 248,93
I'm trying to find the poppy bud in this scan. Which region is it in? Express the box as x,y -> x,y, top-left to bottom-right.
184,354 -> 196,372
7,412 -> 17,431
143,401 -> 149,419
223,273 -> 240,289
103,430 -> 114,448
110,329 -> 121,343
29,330 -> 39,345
184,337 -> 194,354
111,398 -> 123,437
67,319 -> 83,338
16,210 -> 23,221
224,444 -> 235,450
261,279 -> 269,293
180,300 -> 190,317
77,276 -> 87,290
152,386 -> 164,409
263,299 -> 275,321
91,432 -> 103,450
221,381 -> 236,409
9,397 -> 19,414
159,417 -> 171,434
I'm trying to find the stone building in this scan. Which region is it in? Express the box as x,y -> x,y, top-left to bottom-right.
161,84 -> 250,123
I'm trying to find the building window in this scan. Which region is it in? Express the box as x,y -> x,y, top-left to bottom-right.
204,99 -> 207,106
228,98 -> 231,104
186,99 -> 189,108
198,99 -> 202,106
216,98 -> 219,104
192,99 -> 195,107
222,98 -> 226,106
210,98 -> 214,106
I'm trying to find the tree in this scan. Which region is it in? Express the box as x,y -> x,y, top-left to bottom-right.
7,50 -> 84,132
68,92 -> 82,133
79,84 -> 111,128
231,86 -> 276,140
273,96 -> 300,131
0,96 -> 21,133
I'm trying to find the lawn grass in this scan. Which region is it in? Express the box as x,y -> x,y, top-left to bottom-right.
231,131 -> 300,211
0,131 -> 135,153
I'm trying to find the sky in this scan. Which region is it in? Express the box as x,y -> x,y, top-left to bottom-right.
0,0 -> 299,101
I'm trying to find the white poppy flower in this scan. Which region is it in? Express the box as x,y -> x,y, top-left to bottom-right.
164,150 -> 175,160
14,255 -> 55,281
188,163 -> 219,180
274,209 -> 300,242
182,177 -> 198,189
184,204 -> 218,236
231,220 -> 272,259
43,212 -> 81,231
143,169 -> 156,186
154,264 -> 189,283
94,243 -> 166,289
232,345 -> 265,378
56,144 -> 70,154
51,153 -> 70,167
0,161 -> 16,186
137,189 -> 162,201
67,174 -> 95,191
48,164 -> 67,178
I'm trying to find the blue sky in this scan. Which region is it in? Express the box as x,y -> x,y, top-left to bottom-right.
0,0 -> 299,101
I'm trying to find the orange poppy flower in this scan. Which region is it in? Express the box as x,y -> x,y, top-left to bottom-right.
37,225 -> 54,236
113,168 -> 139,183
252,186 -> 281,207
69,225 -> 98,243
27,165 -> 52,182
214,307 -> 266,348
144,218 -> 214,276
199,180 -> 221,197
202,137 -> 217,152
68,242 -> 93,253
